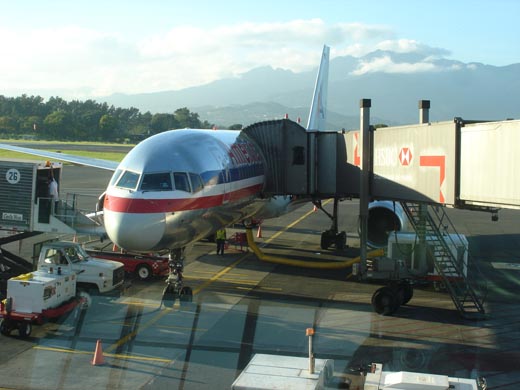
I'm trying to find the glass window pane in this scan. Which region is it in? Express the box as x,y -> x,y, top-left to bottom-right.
189,173 -> 204,192
141,172 -> 172,191
174,172 -> 191,192
116,171 -> 140,189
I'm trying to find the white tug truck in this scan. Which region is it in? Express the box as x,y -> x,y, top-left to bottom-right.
0,241 -> 124,337
36,241 -> 125,295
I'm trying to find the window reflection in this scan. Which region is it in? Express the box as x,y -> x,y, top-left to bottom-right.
189,173 -> 204,192
116,171 -> 140,189
174,172 -> 191,192
141,172 -> 172,191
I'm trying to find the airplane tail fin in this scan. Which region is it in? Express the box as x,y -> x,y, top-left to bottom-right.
306,45 -> 330,131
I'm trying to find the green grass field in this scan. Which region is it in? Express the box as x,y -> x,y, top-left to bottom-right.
0,139 -> 129,162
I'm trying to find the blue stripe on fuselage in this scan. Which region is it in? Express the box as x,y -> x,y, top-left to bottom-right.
199,164 -> 264,186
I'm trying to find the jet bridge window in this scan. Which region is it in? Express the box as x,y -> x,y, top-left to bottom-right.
116,171 -> 140,190
173,172 -> 191,192
141,172 -> 173,191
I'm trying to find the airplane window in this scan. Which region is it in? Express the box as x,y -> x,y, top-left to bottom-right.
141,172 -> 172,191
189,173 -> 204,192
109,169 -> 123,187
173,172 -> 191,192
116,171 -> 140,189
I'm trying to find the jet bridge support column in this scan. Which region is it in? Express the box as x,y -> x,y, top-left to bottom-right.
359,99 -> 372,276
416,100 -> 431,275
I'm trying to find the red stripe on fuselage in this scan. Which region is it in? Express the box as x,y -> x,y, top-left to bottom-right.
104,184 -> 263,213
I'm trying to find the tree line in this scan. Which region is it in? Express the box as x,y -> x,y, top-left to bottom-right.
0,94 -> 216,142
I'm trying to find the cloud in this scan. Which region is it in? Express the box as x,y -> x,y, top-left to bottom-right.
344,39 -> 453,75
375,39 -> 450,57
0,19 -> 448,98
351,56 -> 438,75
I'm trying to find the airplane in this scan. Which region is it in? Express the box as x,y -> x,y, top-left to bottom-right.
0,45 -> 405,301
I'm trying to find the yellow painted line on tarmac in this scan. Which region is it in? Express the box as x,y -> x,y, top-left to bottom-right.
187,270 -> 250,277
191,277 -> 259,285
105,205 -> 326,353
34,202 -> 325,363
105,253 -> 252,354
114,300 -> 160,308
154,324 -> 207,332
33,345 -> 174,363
266,199 -> 332,243
191,254 -> 253,295
260,286 -> 283,291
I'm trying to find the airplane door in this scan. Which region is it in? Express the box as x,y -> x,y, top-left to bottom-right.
222,167 -> 231,205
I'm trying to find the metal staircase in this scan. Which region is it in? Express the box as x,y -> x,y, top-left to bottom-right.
53,194 -> 106,236
401,202 -> 487,319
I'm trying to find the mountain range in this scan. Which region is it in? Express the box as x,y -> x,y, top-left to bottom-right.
102,50 -> 520,129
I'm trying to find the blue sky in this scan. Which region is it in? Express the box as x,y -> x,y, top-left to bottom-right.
0,0 -> 518,98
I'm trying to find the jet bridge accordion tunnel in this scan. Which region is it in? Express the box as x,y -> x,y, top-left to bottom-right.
241,119 -> 359,198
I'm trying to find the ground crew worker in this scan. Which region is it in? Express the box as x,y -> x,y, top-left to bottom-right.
216,228 -> 227,255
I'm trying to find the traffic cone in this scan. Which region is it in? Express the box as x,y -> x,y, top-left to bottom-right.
256,225 -> 262,239
112,243 -> 118,252
313,205 -> 318,212
91,339 -> 105,366
72,235 -> 77,243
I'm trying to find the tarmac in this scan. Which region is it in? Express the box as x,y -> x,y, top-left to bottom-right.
0,165 -> 520,389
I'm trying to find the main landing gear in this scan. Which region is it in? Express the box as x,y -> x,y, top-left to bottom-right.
371,281 -> 414,316
314,198 -> 347,250
162,248 -> 193,307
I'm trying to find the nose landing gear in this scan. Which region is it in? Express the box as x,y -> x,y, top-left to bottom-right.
161,248 -> 193,307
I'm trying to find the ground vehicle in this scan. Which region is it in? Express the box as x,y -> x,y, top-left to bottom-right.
37,241 -> 125,293
85,249 -> 169,280
1,265 -> 82,337
0,241 -> 125,337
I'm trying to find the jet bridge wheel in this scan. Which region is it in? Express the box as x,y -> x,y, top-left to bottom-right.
372,286 -> 400,316
320,230 -> 347,250
396,282 -> 413,305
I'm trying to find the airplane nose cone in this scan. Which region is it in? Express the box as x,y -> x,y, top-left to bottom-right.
104,211 -> 165,252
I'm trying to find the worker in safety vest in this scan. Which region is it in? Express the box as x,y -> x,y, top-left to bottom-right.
216,228 -> 227,255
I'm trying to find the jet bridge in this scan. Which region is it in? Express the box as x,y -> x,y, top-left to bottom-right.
243,102 -> 520,318
243,114 -> 520,210
241,119 -> 358,198
342,116 -> 520,210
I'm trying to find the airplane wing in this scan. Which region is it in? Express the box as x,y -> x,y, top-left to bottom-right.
0,143 -> 119,171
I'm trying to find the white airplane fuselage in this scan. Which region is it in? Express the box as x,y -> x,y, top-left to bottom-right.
103,128 -> 295,252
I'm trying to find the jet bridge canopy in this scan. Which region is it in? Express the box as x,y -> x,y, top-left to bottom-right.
241,119 -> 358,198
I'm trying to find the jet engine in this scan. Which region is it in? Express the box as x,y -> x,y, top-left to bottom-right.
367,200 -> 409,248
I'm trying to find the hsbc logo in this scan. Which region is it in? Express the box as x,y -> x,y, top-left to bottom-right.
399,147 -> 413,166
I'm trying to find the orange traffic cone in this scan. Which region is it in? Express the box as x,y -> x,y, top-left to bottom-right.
112,243 -> 119,252
256,225 -> 263,239
313,205 -> 318,212
91,339 -> 105,366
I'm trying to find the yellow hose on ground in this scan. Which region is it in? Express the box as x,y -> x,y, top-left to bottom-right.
245,228 -> 384,269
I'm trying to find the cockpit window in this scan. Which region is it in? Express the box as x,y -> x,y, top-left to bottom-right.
109,169 -> 123,187
173,172 -> 191,192
189,173 -> 204,193
116,170 -> 140,189
141,172 -> 172,191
